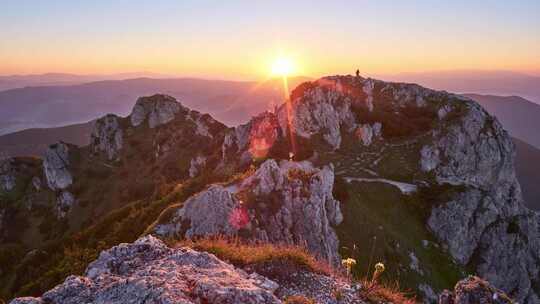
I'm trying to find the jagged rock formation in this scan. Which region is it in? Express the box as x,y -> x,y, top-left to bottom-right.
10,236 -> 364,304
153,159 -> 343,265
275,81 -> 359,150
130,94 -> 183,128
43,142 -> 72,190
438,276 -> 514,304
421,100 -> 540,302
222,111 -> 282,165
90,114 -> 123,161
42,142 -> 78,218
267,76 -> 539,303
3,76 -> 540,303
10,236 -> 281,304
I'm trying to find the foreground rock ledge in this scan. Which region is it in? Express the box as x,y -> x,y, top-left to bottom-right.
9,236 -> 363,304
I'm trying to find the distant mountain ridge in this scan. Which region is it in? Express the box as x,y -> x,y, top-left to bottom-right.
0,76 -> 309,135
0,72 -> 172,91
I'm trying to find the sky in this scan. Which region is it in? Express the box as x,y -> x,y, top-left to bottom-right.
1,0 -> 539,79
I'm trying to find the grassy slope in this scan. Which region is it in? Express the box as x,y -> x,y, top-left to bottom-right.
316,131 -> 465,298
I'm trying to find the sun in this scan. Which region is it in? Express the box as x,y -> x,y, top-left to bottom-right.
271,57 -> 296,77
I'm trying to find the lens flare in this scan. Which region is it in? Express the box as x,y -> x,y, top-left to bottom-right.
271,57 -> 295,77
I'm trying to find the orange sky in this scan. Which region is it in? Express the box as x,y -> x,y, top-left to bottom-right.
1,1 -> 539,79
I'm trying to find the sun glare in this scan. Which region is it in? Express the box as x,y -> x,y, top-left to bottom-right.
271,57 -> 296,77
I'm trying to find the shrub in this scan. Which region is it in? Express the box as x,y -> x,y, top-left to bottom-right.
351,99 -> 437,139
359,278 -> 416,304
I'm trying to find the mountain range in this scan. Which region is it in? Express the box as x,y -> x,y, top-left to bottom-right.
1,76 -> 539,303
0,77 -> 309,136
2,77 -> 539,212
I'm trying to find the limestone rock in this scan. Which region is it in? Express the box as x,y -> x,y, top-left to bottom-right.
10,236 -> 281,304
438,276 -> 514,304
90,114 -> 123,160
0,159 -> 16,192
43,142 -> 72,190
422,97 -> 540,302
56,191 -> 76,218
222,111 -> 282,164
154,159 -> 343,265
130,94 -> 182,128
277,83 -> 356,150
188,155 -> 207,178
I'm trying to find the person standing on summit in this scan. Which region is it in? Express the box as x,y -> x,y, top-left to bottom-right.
356,69 -> 360,77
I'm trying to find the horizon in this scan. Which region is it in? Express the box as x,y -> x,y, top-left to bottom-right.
1,0 -> 539,79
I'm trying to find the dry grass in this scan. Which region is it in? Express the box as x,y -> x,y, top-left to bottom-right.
359,278 -> 417,304
174,236 -> 334,276
283,295 -> 316,304
287,168 -> 315,182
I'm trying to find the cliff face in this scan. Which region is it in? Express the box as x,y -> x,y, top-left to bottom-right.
2,76 -> 539,303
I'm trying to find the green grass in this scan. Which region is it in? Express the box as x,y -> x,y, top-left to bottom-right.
336,181 -> 464,296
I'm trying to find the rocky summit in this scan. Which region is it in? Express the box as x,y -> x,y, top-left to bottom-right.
2,75 -> 539,303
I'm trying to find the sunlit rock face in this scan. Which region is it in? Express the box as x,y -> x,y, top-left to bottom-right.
153,159 -> 343,265
130,94 -> 183,128
90,114 -> 123,161
222,111 -> 282,164
10,236 -> 281,304
43,142 -> 72,190
264,75 -> 540,302
276,81 -> 358,150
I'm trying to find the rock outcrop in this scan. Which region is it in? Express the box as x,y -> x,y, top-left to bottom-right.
130,94 -> 183,128
90,114 -> 123,160
422,99 -> 540,302
438,276 -> 514,304
222,111 -> 282,165
276,81 -> 358,150
43,142 -> 72,190
0,158 -> 16,192
10,236 -> 281,304
277,76 -> 539,302
153,159 -> 343,265
10,236 -> 365,304
42,142 -> 76,218
55,191 -> 76,219
188,155 -> 207,177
